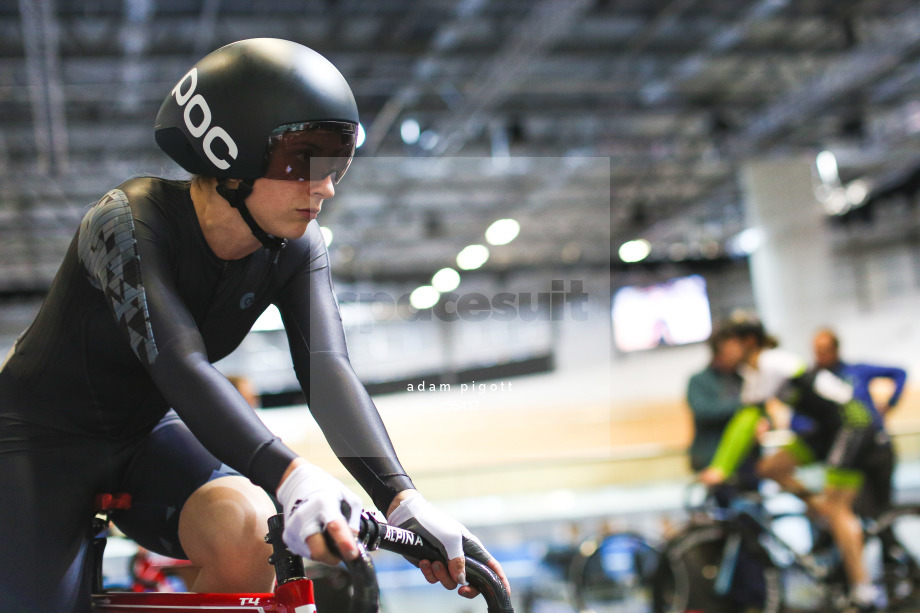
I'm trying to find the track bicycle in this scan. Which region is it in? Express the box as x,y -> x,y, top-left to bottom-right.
89,493 -> 514,613
566,530 -> 661,612
651,484 -> 920,613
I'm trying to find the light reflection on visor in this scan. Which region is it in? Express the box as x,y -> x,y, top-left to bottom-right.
263,121 -> 357,183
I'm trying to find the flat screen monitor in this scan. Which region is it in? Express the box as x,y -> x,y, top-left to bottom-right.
612,274 -> 713,352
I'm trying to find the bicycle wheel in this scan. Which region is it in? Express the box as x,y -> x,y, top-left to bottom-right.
651,523 -> 782,613
876,506 -> 920,612
569,532 -> 659,612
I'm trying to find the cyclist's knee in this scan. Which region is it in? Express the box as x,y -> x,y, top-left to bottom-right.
178,476 -> 275,583
756,451 -> 793,481
823,485 -> 858,510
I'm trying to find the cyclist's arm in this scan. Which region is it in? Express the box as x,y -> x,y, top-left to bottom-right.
276,231 -> 507,597
276,225 -> 414,514
79,190 -> 297,491
854,363 -> 908,413
706,405 -> 762,479
706,349 -> 807,480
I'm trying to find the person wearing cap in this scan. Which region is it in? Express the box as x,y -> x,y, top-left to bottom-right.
686,324 -> 769,609
687,325 -> 762,496
699,319 -> 887,611
0,39 -> 507,610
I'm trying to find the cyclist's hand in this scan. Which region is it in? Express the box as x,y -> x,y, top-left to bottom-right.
387,490 -> 511,599
699,466 -> 726,487
276,462 -> 363,565
421,555 -> 511,600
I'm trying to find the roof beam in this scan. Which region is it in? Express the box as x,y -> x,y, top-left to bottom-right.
730,5 -> 920,152
18,0 -> 69,175
428,0 -> 593,156
361,0 -> 490,155
639,0 -> 790,103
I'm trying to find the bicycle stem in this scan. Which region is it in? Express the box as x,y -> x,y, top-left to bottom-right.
265,514 -> 307,585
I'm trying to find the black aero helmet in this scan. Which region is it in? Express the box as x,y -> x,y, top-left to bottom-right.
154,38 -> 359,181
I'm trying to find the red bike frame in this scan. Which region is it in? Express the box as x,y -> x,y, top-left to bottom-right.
91,496 -> 319,613
90,495 -> 513,613
93,580 -> 316,613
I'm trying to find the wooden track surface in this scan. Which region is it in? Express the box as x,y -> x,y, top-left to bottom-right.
274,384 -> 920,503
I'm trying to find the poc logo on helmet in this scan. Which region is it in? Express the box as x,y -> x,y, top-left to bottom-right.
172,68 -> 238,171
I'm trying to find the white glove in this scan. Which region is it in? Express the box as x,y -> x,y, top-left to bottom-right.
276,463 -> 363,559
386,491 -> 492,574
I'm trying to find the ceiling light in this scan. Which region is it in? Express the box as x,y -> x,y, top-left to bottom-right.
409,285 -> 440,310
456,244 -> 490,270
845,179 -> 869,206
561,241 -> 582,264
668,243 -> 688,261
813,183 -> 833,202
816,150 -> 839,185
618,239 -> 651,263
728,228 -> 764,256
432,267 -> 460,292
702,241 -> 720,259
485,218 -> 520,245
400,118 -> 420,145
823,187 -> 850,215
320,226 -> 333,246
419,130 -> 439,151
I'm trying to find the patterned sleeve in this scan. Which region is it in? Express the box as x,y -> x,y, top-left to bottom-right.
77,188 -> 297,491
78,189 -> 159,367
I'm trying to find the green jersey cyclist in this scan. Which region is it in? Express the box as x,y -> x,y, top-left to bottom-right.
699,319 -> 885,611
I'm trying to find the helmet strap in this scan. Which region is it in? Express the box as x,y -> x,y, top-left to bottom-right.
215,181 -> 287,251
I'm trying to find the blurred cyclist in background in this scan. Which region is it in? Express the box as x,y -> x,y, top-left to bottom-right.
701,318 -> 886,611
812,328 -> 907,427
687,322 -> 769,609
809,328 -> 906,516
687,324 -> 764,500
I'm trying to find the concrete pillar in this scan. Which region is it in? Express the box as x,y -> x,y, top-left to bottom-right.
741,156 -> 833,357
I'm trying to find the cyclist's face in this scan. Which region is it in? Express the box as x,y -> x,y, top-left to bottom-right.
245,175 -> 335,239
813,332 -> 838,369
714,337 -> 745,369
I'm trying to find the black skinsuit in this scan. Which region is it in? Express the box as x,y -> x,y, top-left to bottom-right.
0,177 -> 413,611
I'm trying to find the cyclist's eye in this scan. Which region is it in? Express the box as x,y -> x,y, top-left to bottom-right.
295,148 -> 319,160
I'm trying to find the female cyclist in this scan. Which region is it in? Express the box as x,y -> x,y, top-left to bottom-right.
0,38 -> 507,611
